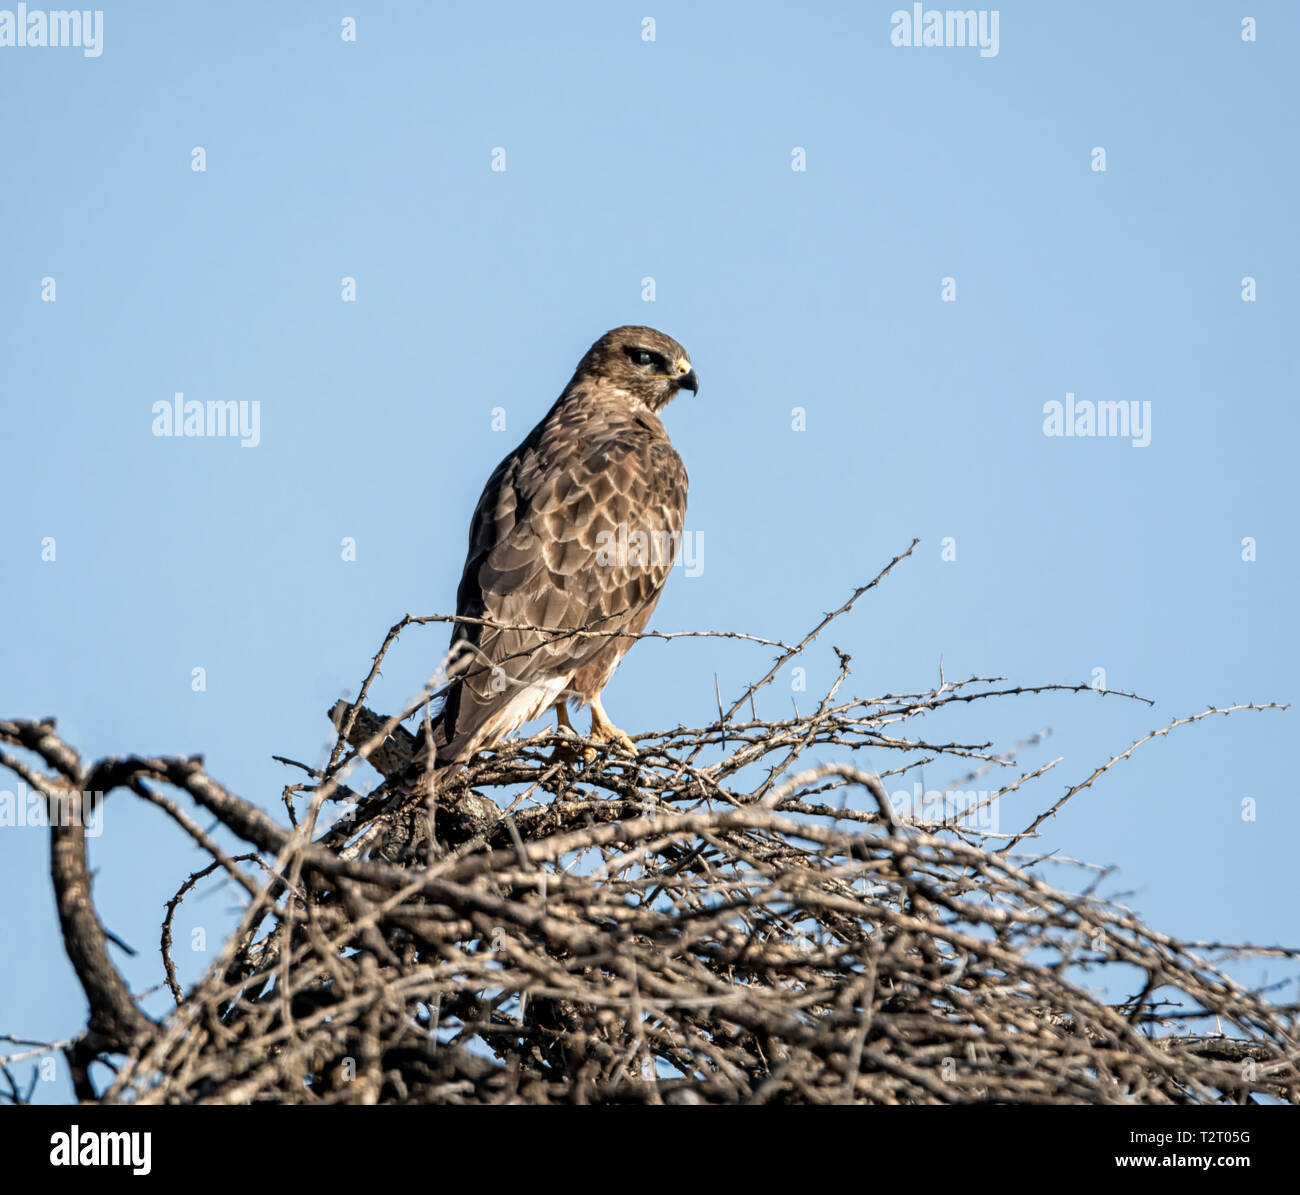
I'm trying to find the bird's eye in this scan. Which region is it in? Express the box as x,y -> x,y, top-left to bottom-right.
627,348 -> 656,367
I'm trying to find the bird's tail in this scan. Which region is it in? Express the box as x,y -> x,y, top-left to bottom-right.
326,698 -> 457,789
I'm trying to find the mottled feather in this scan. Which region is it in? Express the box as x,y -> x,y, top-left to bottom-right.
418,326 -> 696,773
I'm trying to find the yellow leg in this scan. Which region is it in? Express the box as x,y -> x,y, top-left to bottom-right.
550,698 -> 594,763
589,695 -> 638,756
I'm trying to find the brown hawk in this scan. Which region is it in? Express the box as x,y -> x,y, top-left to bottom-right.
414,325 -> 697,779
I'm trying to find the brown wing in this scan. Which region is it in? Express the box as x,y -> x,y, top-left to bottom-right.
435,398 -> 687,765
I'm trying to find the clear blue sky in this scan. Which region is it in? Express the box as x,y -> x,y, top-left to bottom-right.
2,2 -> 1296,1102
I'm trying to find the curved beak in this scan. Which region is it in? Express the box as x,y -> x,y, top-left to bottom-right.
676,364 -> 699,393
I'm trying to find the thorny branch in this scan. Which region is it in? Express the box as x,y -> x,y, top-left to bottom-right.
1,549 -> 1294,1104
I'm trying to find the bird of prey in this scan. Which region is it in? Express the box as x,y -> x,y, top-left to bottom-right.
413,325 -> 698,781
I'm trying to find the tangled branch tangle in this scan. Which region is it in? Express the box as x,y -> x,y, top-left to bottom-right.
3,544 -> 1295,1104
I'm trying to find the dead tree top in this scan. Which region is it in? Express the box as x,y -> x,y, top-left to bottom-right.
2,543 -> 1294,1105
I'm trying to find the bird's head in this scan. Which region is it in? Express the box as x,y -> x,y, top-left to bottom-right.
572,325 -> 698,412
